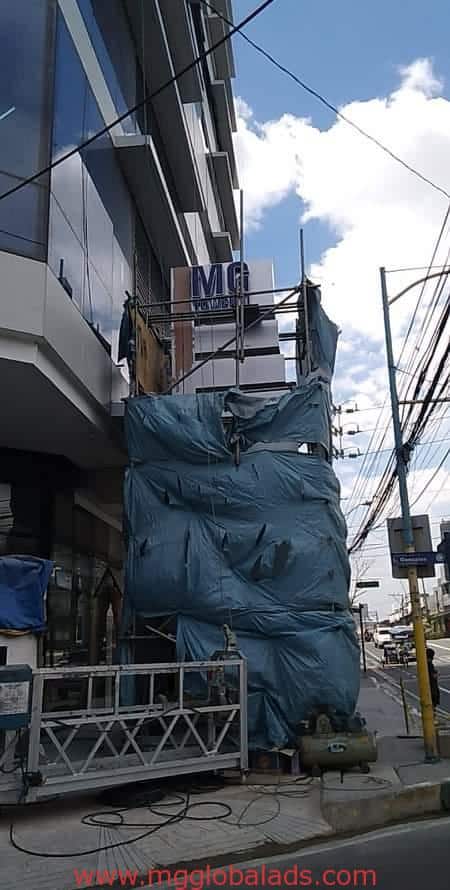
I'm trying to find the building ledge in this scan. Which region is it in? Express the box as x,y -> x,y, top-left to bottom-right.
124,0 -> 204,212
224,78 -> 237,132
210,81 -> 238,188
206,13 -> 236,81
116,135 -> 190,270
212,231 -> 233,263
159,0 -> 203,103
207,152 -> 239,248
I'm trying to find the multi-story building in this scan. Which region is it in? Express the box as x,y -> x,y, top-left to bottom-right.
0,0 -> 239,664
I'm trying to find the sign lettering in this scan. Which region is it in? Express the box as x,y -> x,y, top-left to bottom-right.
191,262 -> 250,314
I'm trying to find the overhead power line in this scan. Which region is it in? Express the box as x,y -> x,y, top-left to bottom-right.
201,0 -> 450,200
358,435 -> 450,458
0,0 -> 277,205
410,447 -> 450,507
350,269 -> 450,550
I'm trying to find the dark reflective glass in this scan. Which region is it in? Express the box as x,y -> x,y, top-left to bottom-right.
0,0 -> 53,259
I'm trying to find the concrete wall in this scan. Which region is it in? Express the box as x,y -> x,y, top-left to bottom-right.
0,249 -> 117,411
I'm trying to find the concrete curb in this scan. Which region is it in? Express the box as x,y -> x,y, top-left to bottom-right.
321,780 -> 450,834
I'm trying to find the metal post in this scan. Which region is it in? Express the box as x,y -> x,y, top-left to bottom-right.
239,657 -> 248,771
380,266 -> 438,760
27,673 -> 44,781
400,676 -> 410,736
359,605 -> 367,673
105,604 -> 114,709
299,229 -> 311,375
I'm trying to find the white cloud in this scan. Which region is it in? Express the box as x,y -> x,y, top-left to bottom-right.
235,60 -> 450,335
235,60 -> 450,615
397,58 -> 442,96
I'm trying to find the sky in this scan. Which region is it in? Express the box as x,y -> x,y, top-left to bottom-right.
230,0 -> 450,618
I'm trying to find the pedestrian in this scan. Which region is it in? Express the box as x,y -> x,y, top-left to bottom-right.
426,647 -> 440,710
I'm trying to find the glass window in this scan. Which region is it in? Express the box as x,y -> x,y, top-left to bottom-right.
50,12 -> 135,354
48,195 -> 85,311
78,0 -> 141,134
49,9 -> 170,363
0,481 -> 42,555
0,0 -> 54,259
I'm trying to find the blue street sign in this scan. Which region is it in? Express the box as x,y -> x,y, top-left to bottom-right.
391,551 -> 438,567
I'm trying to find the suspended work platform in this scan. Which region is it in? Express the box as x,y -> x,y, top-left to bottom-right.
0,659 -> 248,803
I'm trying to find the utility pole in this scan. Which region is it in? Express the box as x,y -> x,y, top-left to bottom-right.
380,267 -> 438,761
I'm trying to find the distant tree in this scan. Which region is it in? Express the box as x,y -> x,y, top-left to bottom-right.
350,557 -> 374,606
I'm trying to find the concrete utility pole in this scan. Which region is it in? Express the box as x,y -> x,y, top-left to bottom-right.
380,267 -> 438,761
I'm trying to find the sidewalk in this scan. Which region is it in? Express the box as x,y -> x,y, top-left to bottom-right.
1,672 -> 450,890
322,671 -> 450,833
0,778 -> 331,890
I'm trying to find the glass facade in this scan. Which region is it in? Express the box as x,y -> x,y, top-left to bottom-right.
49,11 -> 134,358
47,8 -> 170,360
0,0 -> 54,260
0,0 -> 235,669
77,0 -> 143,135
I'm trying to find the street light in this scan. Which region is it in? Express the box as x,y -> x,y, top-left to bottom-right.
379,266 -> 450,761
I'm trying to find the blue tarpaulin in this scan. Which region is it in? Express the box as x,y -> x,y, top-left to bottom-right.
123,373 -> 360,749
0,556 -> 52,633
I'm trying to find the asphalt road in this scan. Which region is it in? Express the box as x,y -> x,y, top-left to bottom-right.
217,818 -> 450,890
365,638 -> 450,717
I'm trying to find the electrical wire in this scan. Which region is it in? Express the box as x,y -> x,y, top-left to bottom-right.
8,789 -> 232,859
410,447 -> 450,507
200,0 -> 450,200
349,286 -> 450,551
0,0 -> 277,206
8,776 -> 313,858
354,435 -> 450,458
225,779 -> 313,829
2,0 -> 449,215
347,207 -> 450,546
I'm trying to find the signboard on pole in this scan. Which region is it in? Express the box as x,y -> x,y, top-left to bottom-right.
391,552 -> 436,568
387,515 -> 435,579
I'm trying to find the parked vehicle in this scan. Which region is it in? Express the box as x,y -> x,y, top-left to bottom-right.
373,626 -> 392,648
382,642 -> 399,666
390,625 -> 412,643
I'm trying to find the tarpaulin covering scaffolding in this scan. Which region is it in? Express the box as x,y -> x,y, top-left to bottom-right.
123,374 -> 359,749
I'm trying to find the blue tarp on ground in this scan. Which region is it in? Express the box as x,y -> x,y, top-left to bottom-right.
0,556 -> 52,633
123,374 -> 360,749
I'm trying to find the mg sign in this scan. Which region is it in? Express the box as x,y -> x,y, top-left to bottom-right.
191,262 -> 250,313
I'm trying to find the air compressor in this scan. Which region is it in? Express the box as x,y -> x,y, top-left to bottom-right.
297,710 -> 377,775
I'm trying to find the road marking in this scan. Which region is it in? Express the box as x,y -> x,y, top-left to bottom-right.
367,646 -> 450,693
429,641 -> 450,651
231,817 -> 450,869
372,667 -> 450,722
